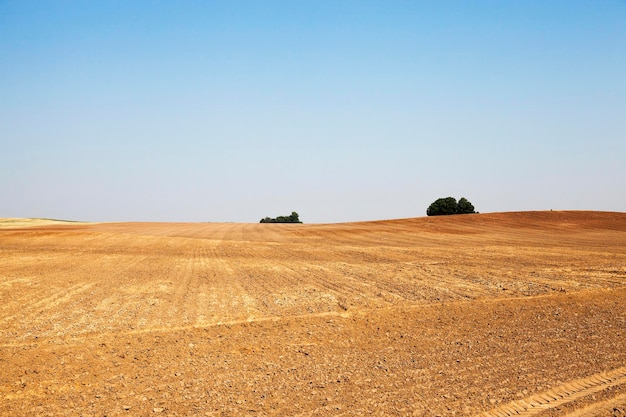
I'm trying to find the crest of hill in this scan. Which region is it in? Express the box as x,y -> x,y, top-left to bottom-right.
321,211 -> 626,235
259,211 -> 621,250
1,211 -> 624,235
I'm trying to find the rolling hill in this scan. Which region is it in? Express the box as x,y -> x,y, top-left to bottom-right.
1,211 -> 624,416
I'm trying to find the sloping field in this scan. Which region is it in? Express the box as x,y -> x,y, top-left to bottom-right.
0,218 -> 91,229
1,211 -> 624,416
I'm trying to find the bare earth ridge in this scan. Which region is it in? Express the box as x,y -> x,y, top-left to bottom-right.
0,211 -> 624,416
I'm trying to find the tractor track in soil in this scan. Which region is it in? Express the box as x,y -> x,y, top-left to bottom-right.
478,366 -> 626,416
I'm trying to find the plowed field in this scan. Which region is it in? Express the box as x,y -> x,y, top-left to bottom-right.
1,211 -> 625,416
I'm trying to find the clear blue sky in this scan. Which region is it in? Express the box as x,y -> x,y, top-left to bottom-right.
1,1 -> 624,223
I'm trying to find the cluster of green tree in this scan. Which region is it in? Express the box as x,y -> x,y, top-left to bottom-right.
260,211 -> 302,223
426,197 -> 476,216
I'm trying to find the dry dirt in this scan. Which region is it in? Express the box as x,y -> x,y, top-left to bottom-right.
0,211 -> 624,416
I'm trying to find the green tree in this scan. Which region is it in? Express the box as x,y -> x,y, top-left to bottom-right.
427,197 -> 458,216
426,197 -> 476,216
287,211 -> 300,223
260,211 -> 302,223
456,197 -> 476,214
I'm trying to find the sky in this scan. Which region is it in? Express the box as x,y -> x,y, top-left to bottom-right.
1,1 -> 625,223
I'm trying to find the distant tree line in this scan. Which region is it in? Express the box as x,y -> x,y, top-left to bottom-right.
427,197 -> 477,216
260,211 -> 302,223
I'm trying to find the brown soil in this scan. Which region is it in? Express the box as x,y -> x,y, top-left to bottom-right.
1,211 -> 624,416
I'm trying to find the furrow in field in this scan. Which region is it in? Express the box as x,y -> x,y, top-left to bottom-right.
35,253 -> 150,339
191,245 -> 221,326
192,245 -> 248,325
235,262 -> 311,318
0,250 -> 148,341
230,242 -> 358,317
165,245 -> 201,326
0,254 -> 99,321
193,242 -> 260,325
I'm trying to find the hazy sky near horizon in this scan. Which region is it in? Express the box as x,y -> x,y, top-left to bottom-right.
1,1 -> 625,223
